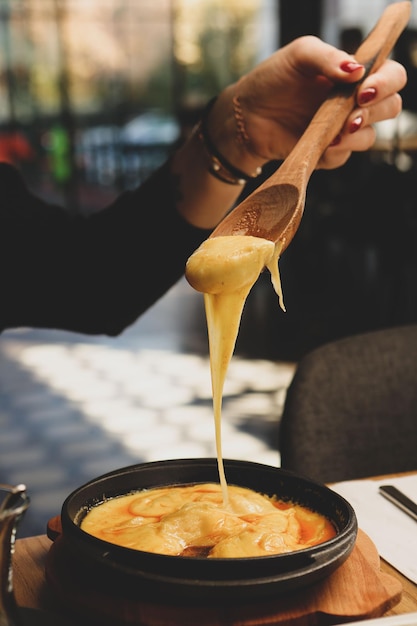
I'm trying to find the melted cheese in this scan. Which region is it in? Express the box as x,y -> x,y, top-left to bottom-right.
81,483 -> 336,558
80,235 -> 330,561
185,235 -> 285,504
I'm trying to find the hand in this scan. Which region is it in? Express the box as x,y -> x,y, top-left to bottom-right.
173,35 -> 407,230
212,35 -> 407,171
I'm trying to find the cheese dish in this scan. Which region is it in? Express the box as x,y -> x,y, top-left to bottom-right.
81,482 -> 336,558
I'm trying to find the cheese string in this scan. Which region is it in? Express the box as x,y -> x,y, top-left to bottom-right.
204,288 -> 251,506
186,236 -> 285,507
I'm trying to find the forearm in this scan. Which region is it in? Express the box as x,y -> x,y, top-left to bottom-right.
0,163 -> 211,336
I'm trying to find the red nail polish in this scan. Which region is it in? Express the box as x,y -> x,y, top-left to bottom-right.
358,88 -> 377,105
340,61 -> 364,73
349,116 -> 363,133
330,134 -> 342,147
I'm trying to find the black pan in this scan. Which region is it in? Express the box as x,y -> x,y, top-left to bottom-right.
54,458 -> 357,601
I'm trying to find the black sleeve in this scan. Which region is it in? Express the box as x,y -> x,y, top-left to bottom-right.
0,162 -> 211,336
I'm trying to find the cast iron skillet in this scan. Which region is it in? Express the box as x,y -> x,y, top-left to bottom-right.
55,458 -> 357,601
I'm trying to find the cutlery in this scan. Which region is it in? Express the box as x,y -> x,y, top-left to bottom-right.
379,484 -> 417,522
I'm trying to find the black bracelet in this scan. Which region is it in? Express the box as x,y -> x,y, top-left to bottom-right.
197,97 -> 262,186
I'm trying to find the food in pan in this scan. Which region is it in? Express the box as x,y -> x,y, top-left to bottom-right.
81,482 -> 336,558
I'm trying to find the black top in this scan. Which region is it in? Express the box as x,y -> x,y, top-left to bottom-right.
0,162 -> 211,336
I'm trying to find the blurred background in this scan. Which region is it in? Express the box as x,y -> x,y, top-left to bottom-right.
1,0 -> 417,536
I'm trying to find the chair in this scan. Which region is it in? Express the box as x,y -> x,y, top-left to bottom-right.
279,325 -> 417,484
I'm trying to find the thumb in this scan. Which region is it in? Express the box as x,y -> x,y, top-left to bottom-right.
288,36 -> 365,84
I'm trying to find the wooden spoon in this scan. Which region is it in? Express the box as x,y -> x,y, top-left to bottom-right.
210,1 -> 411,250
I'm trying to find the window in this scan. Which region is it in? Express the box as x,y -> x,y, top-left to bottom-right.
0,0 -> 277,207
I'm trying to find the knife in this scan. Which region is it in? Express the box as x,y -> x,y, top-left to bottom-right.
379,484 -> 417,522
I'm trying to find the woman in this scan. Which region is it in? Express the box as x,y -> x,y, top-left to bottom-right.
0,36 -> 406,337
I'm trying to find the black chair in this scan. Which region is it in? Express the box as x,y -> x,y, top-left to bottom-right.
279,325 -> 417,483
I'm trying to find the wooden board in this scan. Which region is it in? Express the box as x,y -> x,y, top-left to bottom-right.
44,530 -> 402,626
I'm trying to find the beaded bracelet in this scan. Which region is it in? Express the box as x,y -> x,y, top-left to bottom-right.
197,97 -> 262,186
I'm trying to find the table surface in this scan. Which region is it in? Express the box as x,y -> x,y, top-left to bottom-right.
11,476 -> 417,626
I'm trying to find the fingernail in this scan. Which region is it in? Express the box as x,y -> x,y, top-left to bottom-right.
349,115 -> 363,133
330,134 -> 342,147
358,87 -> 377,105
340,61 -> 364,73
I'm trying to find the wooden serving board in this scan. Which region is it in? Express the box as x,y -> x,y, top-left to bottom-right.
45,529 -> 402,626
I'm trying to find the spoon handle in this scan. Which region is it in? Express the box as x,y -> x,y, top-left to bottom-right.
277,0 -> 412,184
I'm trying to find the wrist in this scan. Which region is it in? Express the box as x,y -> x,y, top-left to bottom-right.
200,88 -> 267,184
